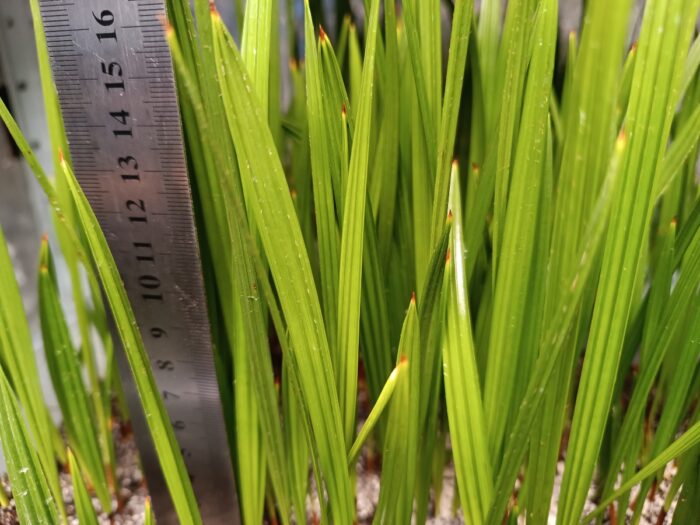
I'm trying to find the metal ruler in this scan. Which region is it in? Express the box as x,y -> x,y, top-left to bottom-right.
37,0 -> 238,522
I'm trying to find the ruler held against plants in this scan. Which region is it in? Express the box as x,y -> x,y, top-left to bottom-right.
38,0 -> 238,522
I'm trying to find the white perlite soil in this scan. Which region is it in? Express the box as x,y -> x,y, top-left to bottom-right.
306,456 -> 678,525
0,447 -> 679,524
0,423 -> 148,525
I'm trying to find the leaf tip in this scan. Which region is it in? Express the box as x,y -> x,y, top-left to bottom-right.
319,25 -> 327,42
446,247 -> 452,264
410,290 -> 416,305
399,354 -> 408,366
161,14 -> 173,39
616,128 -> 628,151
209,0 -> 220,18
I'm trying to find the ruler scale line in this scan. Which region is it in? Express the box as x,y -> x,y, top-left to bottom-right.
38,1 -> 239,523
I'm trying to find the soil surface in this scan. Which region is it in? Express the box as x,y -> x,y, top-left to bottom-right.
0,420 -> 147,525
0,433 -> 679,524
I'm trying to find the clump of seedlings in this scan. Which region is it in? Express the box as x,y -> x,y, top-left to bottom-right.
1,0 -> 700,523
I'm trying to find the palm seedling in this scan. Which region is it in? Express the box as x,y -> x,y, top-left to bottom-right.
1,0 -> 700,523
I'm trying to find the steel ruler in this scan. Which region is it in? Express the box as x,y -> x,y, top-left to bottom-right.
37,0 -> 238,522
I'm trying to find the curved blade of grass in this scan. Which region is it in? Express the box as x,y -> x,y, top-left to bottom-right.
600,223 -> 700,502
651,294 -> 700,457
0,366 -> 57,524
519,124 -> 555,522
241,0 -> 274,121
558,1 -> 700,521
400,0 -> 437,171
484,0 -> 557,462
28,0 -> 105,432
430,0 -> 473,245
237,3 -> 279,519
374,296 -> 420,525
314,42 -> 395,407
60,158 -> 201,525
680,33 -> 700,101
172,22 -> 295,522
642,221 -> 677,362
303,2 -> 341,356
655,102 -> 700,199
29,0 -> 107,452
336,0 -> 382,448
585,416 -> 700,522
414,217 -> 453,523
67,449 -> 99,525
443,163 -> 493,524
0,222 -> 63,519
486,131 -> 628,525
38,239 -> 110,512
629,294 -> 700,520
417,218 -> 453,423
318,33 -> 352,213
209,12 -> 353,520
489,0 -> 538,273
231,304 -> 265,525
347,357 -> 407,466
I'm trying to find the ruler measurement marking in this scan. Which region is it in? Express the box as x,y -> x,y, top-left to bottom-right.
39,0 -> 238,522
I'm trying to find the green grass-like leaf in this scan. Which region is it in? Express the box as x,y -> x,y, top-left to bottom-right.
67,449 -> 99,525
0,366 -> 57,524
61,159 -> 201,524
38,239 -> 111,512
209,11 -> 353,521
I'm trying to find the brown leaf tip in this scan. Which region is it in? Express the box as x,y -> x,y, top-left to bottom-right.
410,290 -> 416,305
671,217 -> 678,227
399,354 -> 408,366
451,159 -> 459,170
630,41 -> 638,53
616,128 -> 628,151
319,25 -> 327,42
446,248 -> 452,263
471,162 -> 479,173
341,103 -> 347,117
447,209 -> 453,223
161,14 -> 173,38
209,0 -> 218,13
289,58 -> 298,71
41,232 -> 49,243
